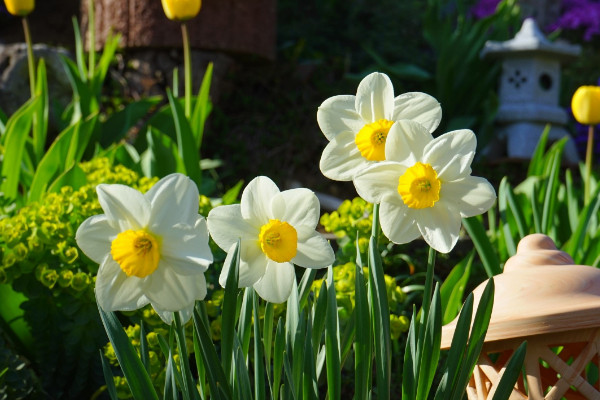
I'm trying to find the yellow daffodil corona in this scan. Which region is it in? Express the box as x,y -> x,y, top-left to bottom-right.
161,0 -> 201,21
4,0 -> 34,16
572,86 -> 600,125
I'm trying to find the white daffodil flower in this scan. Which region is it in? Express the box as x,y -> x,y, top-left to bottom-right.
353,120 -> 496,254
75,173 -> 213,324
317,71 -> 442,181
207,176 -> 335,303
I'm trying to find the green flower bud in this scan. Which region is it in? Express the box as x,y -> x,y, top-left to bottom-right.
58,269 -> 74,288
40,268 -> 59,289
71,271 -> 90,291
12,242 -> 28,260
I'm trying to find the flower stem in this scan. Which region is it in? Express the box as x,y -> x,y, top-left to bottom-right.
87,0 -> 96,79
181,23 -> 192,118
371,203 -> 380,246
21,16 -> 35,98
585,124 -> 594,205
420,246 -> 437,325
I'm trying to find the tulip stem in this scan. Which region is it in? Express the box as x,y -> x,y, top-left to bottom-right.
181,23 -> 192,118
88,0 -> 96,79
585,125 -> 595,205
21,16 -> 35,98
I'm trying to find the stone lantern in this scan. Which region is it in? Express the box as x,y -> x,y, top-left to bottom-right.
441,234 -> 600,399
481,19 -> 581,163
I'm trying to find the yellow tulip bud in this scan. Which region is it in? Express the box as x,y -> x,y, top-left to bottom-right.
571,86 -> 600,125
3,0 -> 35,16
161,0 -> 201,21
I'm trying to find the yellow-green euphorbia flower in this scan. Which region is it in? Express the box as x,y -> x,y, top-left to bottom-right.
353,120 -> 496,254
75,173 -> 213,324
4,0 -> 34,16
207,176 -> 335,303
572,86 -> 600,125
317,72 -> 442,182
161,0 -> 201,21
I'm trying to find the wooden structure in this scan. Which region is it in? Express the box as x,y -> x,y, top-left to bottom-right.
441,234 -> 600,399
80,0 -> 276,60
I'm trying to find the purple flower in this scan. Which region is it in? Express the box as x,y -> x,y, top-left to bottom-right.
548,0 -> 600,41
470,0 -> 501,19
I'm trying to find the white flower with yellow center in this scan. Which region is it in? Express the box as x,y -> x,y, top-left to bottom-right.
75,174 -> 213,324
207,176 -> 335,303
317,72 -> 442,181
353,120 -> 496,254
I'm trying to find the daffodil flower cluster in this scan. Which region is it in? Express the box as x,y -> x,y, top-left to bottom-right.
317,72 -> 497,253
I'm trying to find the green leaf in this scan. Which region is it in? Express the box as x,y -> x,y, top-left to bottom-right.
193,305 -> 232,400
100,351 -> 119,400
402,307 -> 418,400
221,240 -> 241,380
97,306 -> 159,400
298,268 -> 317,310
252,291 -> 267,399
163,349 -> 178,400
463,216 -> 501,277
368,209 -> 391,399
440,251 -> 474,324
140,127 -> 182,179
91,34 -> 121,96
221,180 -> 244,205
174,312 -> 200,400
1,96 -> 39,199
325,267 -> 341,400
71,16 -> 88,79
541,139 -> 566,234
237,288 -> 253,358
33,59 -> 49,165
190,62 -> 213,150
232,335 -> 253,399
302,317 -> 318,400
28,114 -> 97,201
167,89 -> 202,187
272,318 -> 285,400
47,164 -> 87,194
139,321 -> 150,374
490,341 -> 527,400
354,260 -> 371,400
564,185 -> 600,262
527,124 -> 550,177
310,280 -> 328,359
416,284 -> 442,400
99,97 -> 162,148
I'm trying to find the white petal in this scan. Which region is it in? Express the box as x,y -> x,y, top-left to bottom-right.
317,95 -> 364,140
95,257 -> 149,311
253,261 -> 295,303
241,176 -> 280,222
379,201 -> 421,245
392,92 -> 442,133
353,162 -> 406,204
219,240 -> 267,288
97,184 -> 150,230
356,72 -> 395,122
385,120 -> 433,166
143,265 -> 207,311
154,302 -> 196,325
152,276 -> 206,324
207,204 -> 258,251
75,214 -> 118,264
270,188 -> 320,228
319,131 -> 369,181
160,217 -> 213,275
424,130 -> 476,181
416,206 -> 462,254
146,173 -> 199,229
441,177 -> 496,218
293,228 -> 335,268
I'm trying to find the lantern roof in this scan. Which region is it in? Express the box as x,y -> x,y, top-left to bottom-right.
480,18 -> 581,61
441,234 -> 600,349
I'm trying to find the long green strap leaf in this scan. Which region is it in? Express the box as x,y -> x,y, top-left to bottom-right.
1,96 -> 39,199
97,306 -> 159,400
354,260 -> 371,400
100,350 -> 119,400
325,267 -> 341,400
416,284 -> 442,400
252,291 -> 267,400
221,240 -> 241,380
191,62 -> 213,150
33,59 -> 48,165
166,88 -> 202,188
490,341 -> 527,400
463,216 -> 501,277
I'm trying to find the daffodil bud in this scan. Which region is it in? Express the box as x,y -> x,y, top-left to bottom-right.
161,0 -> 201,21
3,0 -> 34,16
571,86 -> 600,125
